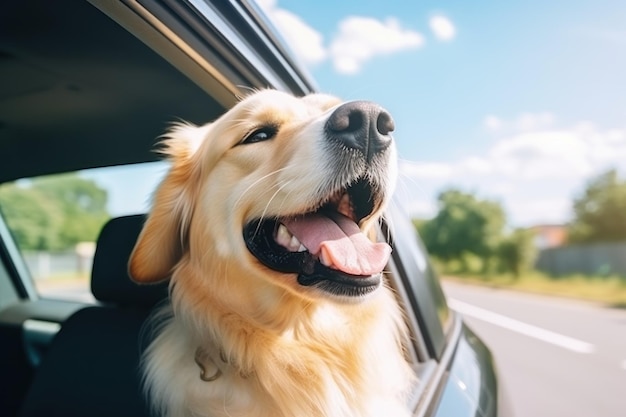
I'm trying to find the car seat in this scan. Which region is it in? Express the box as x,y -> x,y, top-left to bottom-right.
18,215 -> 168,417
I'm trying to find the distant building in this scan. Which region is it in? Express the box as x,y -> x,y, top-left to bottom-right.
529,224 -> 568,249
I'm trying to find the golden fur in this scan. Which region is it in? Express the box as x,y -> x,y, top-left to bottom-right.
129,90 -> 416,417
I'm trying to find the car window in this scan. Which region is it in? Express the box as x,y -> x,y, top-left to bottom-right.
0,222 -> 19,309
0,162 -> 168,302
385,196 -> 452,359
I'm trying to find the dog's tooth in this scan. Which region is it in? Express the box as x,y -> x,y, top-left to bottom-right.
298,244 -> 307,252
288,235 -> 302,252
275,223 -> 293,248
277,223 -> 291,239
337,193 -> 352,218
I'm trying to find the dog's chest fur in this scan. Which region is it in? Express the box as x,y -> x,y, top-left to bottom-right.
143,288 -> 414,417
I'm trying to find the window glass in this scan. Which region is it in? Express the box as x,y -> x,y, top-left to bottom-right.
386,196 -> 451,358
0,162 -> 168,302
0,250 -> 19,308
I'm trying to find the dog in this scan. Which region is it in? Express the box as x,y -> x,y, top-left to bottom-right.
129,90 -> 416,417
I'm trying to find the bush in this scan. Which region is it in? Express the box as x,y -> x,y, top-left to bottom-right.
497,229 -> 537,278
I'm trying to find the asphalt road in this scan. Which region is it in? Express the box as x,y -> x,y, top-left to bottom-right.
442,281 -> 626,417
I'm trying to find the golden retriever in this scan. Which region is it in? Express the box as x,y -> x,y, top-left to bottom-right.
129,90 -> 416,417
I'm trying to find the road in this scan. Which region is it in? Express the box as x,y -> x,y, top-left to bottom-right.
442,281 -> 626,417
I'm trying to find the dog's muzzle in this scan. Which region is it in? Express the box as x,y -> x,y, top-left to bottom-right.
244,101 -> 395,300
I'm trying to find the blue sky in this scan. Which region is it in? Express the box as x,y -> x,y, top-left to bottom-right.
256,0 -> 626,227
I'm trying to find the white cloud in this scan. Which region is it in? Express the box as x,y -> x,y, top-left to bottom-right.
399,160 -> 453,180
256,0 -> 326,65
505,197 -> 573,226
484,112 -> 555,133
488,124 -> 626,181
393,194 -> 437,221
429,15 -> 456,41
257,1 -> 438,74
515,112 -> 555,131
489,131 -> 593,179
576,26 -> 626,45
484,115 -> 503,132
460,156 -> 493,175
400,116 -> 626,226
329,17 -> 424,74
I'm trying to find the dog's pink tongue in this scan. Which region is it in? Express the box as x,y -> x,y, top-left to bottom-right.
283,213 -> 391,276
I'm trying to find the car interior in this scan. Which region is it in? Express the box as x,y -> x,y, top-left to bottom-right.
0,1 -> 233,415
0,1 -> 494,417
0,0 -> 229,185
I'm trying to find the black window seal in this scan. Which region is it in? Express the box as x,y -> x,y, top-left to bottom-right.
380,212 -> 447,359
0,210 -> 38,301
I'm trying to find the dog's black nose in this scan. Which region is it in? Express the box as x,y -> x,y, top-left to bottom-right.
325,101 -> 394,161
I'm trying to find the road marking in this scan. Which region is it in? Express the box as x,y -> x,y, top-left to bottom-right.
448,298 -> 595,354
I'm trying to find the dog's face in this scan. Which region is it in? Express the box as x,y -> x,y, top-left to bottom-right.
129,90 -> 397,303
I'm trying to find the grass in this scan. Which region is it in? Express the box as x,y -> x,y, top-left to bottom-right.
442,271 -> 626,308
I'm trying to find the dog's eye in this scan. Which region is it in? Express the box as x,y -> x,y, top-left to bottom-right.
242,126 -> 278,145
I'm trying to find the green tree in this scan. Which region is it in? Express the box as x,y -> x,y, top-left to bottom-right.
569,169 -> 626,243
32,174 -> 109,247
418,189 -> 506,272
0,184 -> 63,250
0,174 -> 109,250
497,228 -> 537,278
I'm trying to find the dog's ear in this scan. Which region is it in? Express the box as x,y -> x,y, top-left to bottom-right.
129,125 -> 202,283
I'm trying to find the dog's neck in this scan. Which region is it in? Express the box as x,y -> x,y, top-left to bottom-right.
172,258 -> 322,332
186,293 -> 385,379
181,290 -> 410,417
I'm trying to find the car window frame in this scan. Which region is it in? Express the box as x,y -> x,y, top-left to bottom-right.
0,209 -> 37,302
383,200 -> 451,360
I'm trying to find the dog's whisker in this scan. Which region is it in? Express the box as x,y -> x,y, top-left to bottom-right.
253,179 -> 293,238
274,182 -> 298,216
233,165 -> 297,211
396,159 -> 421,182
396,158 -> 431,198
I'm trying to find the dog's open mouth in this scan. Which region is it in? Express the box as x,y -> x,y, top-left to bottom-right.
243,178 -> 391,298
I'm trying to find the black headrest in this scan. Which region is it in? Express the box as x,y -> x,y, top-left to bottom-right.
91,215 -> 168,308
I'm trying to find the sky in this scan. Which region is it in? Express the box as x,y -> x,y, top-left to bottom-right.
82,0 -> 626,228
254,0 -> 626,227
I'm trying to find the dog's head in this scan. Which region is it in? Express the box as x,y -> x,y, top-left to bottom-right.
129,90 -> 397,303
